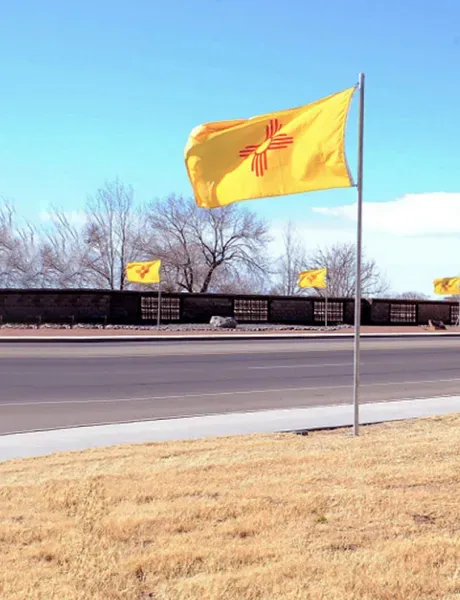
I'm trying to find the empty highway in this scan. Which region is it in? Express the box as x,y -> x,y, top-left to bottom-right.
1,337 -> 460,434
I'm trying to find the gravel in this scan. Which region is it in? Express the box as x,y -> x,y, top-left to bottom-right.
0,322 -> 353,332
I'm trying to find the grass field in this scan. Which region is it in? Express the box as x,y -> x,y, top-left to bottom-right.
1,415 -> 460,600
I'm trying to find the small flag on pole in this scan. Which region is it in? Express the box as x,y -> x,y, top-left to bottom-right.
298,268 -> 327,289
126,260 -> 161,284
433,277 -> 460,295
185,87 -> 356,208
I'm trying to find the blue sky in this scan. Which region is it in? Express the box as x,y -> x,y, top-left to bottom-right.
1,0 -> 460,293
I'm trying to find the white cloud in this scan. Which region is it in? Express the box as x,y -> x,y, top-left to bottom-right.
270,192 -> 460,297
312,192 -> 460,236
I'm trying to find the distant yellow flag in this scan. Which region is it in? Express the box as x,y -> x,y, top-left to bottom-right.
433,277 -> 460,295
185,87 -> 356,208
126,260 -> 161,284
298,268 -> 327,289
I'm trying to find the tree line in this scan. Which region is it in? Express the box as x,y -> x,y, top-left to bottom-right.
0,179 -> 401,298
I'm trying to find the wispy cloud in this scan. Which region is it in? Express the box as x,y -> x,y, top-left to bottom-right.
270,192 -> 460,296
312,192 -> 460,236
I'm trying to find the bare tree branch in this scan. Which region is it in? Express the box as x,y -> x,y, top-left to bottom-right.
139,196 -> 272,293
271,221 -> 308,295
394,291 -> 430,300
84,180 -> 141,290
305,242 -> 389,298
0,199 -> 45,287
41,209 -> 94,288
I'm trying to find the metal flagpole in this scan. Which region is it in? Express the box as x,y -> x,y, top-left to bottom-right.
157,265 -> 162,328
325,284 -> 328,328
353,72 -> 365,436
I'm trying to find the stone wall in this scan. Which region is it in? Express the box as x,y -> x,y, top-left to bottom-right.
417,301 -> 452,325
182,295 -> 233,322
0,290 -> 111,324
0,289 -> 457,327
269,298 -> 314,324
110,292 -> 141,324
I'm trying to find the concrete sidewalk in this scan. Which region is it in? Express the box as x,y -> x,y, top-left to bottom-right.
1,395 -> 459,461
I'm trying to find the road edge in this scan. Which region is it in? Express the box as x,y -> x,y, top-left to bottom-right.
1,395 -> 460,461
1,331 -> 460,343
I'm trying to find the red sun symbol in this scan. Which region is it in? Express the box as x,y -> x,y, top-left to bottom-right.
136,265 -> 151,279
239,119 -> 294,177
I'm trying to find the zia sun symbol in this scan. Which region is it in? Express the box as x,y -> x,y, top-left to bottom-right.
136,265 -> 151,279
239,119 -> 294,177
305,273 -> 318,285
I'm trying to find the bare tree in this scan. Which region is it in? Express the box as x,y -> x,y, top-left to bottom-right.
40,209 -> 93,288
394,291 -> 429,300
209,268 -> 269,295
271,221 -> 307,295
0,201 -> 16,286
141,196 -> 271,293
0,200 -> 44,287
305,241 -> 389,298
41,180 -> 141,290
84,180 -> 140,290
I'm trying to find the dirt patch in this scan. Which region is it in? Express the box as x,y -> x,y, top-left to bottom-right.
0,324 -> 458,337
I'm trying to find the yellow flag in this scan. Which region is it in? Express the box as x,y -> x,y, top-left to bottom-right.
126,260 -> 161,284
185,87 -> 356,208
433,277 -> 460,295
298,268 -> 327,289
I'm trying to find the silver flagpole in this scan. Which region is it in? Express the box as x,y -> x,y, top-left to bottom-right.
325,283 -> 328,328
457,281 -> 460,326
157,265 -> 162,328
353,72 -> 365,436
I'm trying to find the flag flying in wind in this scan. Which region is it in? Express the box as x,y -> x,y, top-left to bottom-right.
298,268 -> 327,289
185,87 -> 356,208
433,277 -> 460,295
126,260 -> 161,284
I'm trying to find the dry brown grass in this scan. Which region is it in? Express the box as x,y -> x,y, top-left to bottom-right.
1,416 -> 460,600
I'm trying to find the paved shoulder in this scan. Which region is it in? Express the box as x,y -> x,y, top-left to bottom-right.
2,395 -> 460,461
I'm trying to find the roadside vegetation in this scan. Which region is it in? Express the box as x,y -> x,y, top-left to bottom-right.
1,415 -> 460,599
0,185 -> 390,296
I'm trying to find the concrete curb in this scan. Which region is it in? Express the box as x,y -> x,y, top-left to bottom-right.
1,395 -> 459,461
1,331 -> 460,343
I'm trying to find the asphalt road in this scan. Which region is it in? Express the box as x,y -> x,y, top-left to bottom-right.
1,337 -> 460,434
